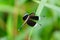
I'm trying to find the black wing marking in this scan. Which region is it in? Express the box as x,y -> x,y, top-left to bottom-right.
30,16 -> 39,20
23,14 -> 28,20
27,19 -> 36,27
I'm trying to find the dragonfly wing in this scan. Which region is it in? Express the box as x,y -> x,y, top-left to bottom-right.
27,19 -> 36,27
30,16 -> 39,20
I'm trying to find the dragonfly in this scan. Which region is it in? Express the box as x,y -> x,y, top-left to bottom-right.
18,12 -> 39,31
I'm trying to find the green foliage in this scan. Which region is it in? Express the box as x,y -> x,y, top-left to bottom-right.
0,28 -> 6,37
0,0 -> 60,40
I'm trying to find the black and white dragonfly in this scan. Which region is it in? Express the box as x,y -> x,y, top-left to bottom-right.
18,12 -> 39,31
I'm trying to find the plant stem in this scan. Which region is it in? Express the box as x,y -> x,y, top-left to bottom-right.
29,0 -> 47,40
35,0 -> 47,16
33,0 -> 60,13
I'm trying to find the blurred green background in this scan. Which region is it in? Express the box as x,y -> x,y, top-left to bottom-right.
0,0 -> 60,40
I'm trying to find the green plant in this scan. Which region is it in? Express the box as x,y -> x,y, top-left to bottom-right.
0,0 -> 60,40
